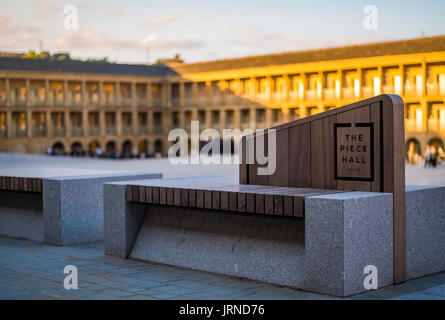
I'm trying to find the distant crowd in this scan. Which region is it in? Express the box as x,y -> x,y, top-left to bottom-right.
407,143 -> 445,168
46,147 -> 162,159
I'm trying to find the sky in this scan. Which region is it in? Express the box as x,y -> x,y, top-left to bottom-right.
1,0 -> 445,64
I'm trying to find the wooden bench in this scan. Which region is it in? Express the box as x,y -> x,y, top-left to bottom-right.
104,94 -> 406,297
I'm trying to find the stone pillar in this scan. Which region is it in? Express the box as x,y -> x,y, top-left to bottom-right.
25,79 -> 30,107
45,79 -> 49,106
6,111 -> 11,137
26,110 -> 32,138
146,82 -> 152,107
99,81 -> 104,107
115,82 -> 120,105
116,111 -> 122,136
99,111 -> 105,136
422,62 -> 427,96
179,82 -> 185,107
65,112 -> 71,138
220,108 -> 226,131
220,80 -> 226,105
132,110 -> 138,135
421,100 -> 428,132
82,110 -> 88,137
46,111 -> 52,138
205,110 -> 212,129
283,74 -> 290,102
250,77 -> 257,99
206,81 -> 212,105
82,80 -> 87,107
192,82 -> 198,106
64,80 -> 69,107
265,108 -> 272,128
400,64 -> 405,96
338,70 -> 344,100
5,78 -> 10,107
233,109 -> 241,129
266,76 -> 274,102
131,82 -> 137,108
147,110 -> 153,134
357,68 -> 363,99
250,108 -> 256,130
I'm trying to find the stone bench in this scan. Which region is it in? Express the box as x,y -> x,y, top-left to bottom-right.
104,178 -> 445,297
0,167 -> 162,245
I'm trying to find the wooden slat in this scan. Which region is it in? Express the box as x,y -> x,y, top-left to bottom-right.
370,102 -> 382,192
289,123 -> 311,187
237,193 -> 246,212
188,189 -> 196,207
220,191 -> 228,210
239,136 -> 248,184
174,188 -> 181,206
229,192 -> 237,211
126,185 -> 133,202
273,195 -> 284,215
311,115 -> 337,189
204,190 -> 212,209
181,189 -> 189,206
146,187 -> 152,203
159,187 -> 167,205
255,194 -> 265,214
197,190 -> 204,208
269,128 -> 289,186
212,191 -> 220,210
152,187 -> 159,204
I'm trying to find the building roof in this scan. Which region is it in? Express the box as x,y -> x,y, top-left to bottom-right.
174,35 -> 445,74
0,57 -> 178,78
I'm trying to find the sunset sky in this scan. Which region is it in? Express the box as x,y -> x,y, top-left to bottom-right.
1,0 -> 445,64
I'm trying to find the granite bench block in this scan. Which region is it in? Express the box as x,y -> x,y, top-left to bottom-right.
0,171 -> 162,245
304,192 -> 393,297
406,185 -> 445,280
104,181 -> 397,297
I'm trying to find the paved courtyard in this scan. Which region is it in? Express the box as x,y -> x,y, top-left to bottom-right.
1,153 -> 445,300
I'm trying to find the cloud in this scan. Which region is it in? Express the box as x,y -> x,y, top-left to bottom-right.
0,14 -> 43,49
106,5 -> 122,16
34,1 -> 59,12
52,29 -> 203,52
144,15 -> 178,28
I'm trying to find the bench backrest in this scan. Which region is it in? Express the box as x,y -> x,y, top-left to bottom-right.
240,94 -> 406,283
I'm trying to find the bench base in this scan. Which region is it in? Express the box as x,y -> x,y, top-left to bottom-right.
105,180 -> 398,297
0,171 -> 162,246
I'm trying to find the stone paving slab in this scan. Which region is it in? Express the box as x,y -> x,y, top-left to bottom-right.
0,235 -> 444,300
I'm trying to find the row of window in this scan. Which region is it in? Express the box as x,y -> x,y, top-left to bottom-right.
1,67 -> 445,107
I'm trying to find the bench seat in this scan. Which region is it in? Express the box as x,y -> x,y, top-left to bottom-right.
0,167 -> 162,245
126,176 -> 347,218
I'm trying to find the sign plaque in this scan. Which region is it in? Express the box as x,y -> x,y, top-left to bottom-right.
335,123 -> 374,181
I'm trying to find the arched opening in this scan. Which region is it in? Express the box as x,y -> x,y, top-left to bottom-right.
122,140 -> 133,159
51,142 -> 65,155
88,140 -> 101,157
138,139 -> 148,157
428,137 -> 444,151
154,139 -> 163,156
105,141 -> 117,158
406,138 -> 421,165
427,137 -> 445,167
70,142 -> 83,157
